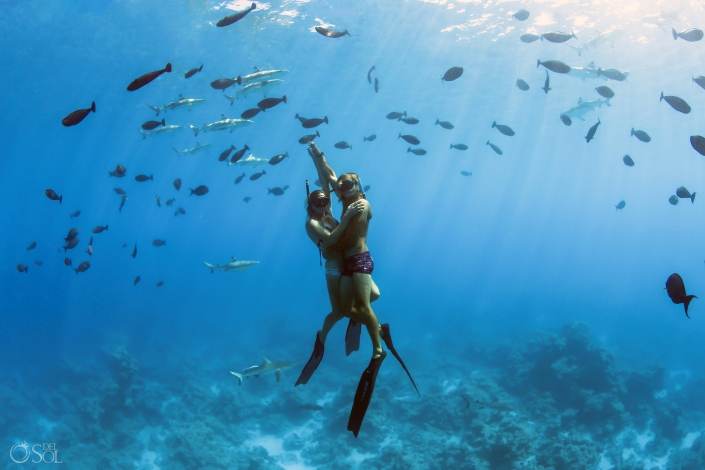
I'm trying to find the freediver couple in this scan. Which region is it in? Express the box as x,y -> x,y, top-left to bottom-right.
295,142 -> 418,437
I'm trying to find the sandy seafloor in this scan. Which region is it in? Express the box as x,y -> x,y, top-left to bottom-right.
3,322 -> 705,469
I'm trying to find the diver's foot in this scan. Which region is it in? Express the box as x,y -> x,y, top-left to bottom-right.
347,351 -> 387,437
345,319 -> 361,356
295,331 -> 325,387
379,323 -> 420,396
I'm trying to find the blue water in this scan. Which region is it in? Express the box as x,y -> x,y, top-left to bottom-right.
3,0 -> 705,468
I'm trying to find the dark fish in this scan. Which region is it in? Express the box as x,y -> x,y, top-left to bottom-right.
127,63 -> 171,91
26,242 -> 36,251
156,281 -> 164,287
34,260 -> 43,265
367,65 -> 375,84
173,178 -> 182,191
335,141 -> 352,150
114,188 -> 126,195
386,111 -> 406,120
211,77 -> 241,91
486,141 -> 503,155
693,76 -> 705,91
85,243 -> 93,256
660,92 -> 691,114
597,68 -> 627,81
152,239 -> 166,247
62,101 -> 96,127
407,147 -> 427,155
520,33 -> 540,43
560,115 -> 572,126
64,258 -> 71,266
595,86 -> 614,99
374,77 -> 379,93
315,26 -> 350,38
243,197 -> 251,203
166,198 -> 175,206
269,152 -> 289,165
676,186 -> 696,203
615,200 -> 625,211
299,131 -> 320,144
460,171 -> 472,176
672,28 -> 704,42
142,119 -> 165,130
74,261 -> 90,274
178,207 -> 186,215
231,144 -> 250,164
134,276 -> 141,286
363,134 -> 376,142
258,96 -> 286,111
541,31 -> 577,43
299,115 -> 328,129
184,64 -> 203,79
623,155 -> 634,166
268,187 -> 285,196
398,134 -> 420,145
174,211 -> 179,217
585,118 -> 600,143
16,264 -> 28,274
135,174 -> 153,182
250,170 -> 266,181
109,164 -> 126,178
492,121 -> 515,136
363,185 -> 370,191
516,79 -> 529,91
631,128 -> 651,142
122,243 -> 127,248
63,238 -> 79,252
542,71 -> 551,94
241,108 -> 261,119
513,9 -> 529,21
450,143 -> 468,150
131,244 -> 137,258
219,145 -> 236,162
190,185 -> 209,196
666,273 -> 697,318
400,117 -> 419,125
234,173 -> 246,184
92,225 -> 108,233
691,135 -> 705,156
537,59 -> 570,74
45,189 -> 62,204
442,67 -> 463,82
216,3 -> 256,27
119,194 -> 128,212
435,119 -> 454,129
65,228 -> 79,242
70,210 -> 81,218
669,195 -> 679,206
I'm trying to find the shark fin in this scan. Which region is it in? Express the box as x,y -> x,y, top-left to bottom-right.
276,370 -> 282,382
230,371 -> 243,386
262,358 -> 272,365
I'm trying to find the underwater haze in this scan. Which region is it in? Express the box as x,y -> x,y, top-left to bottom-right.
3,0 -> 705,468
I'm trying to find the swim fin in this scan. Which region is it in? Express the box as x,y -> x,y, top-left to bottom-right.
345,319 -> 361,356
295,331 -> 324,386
347,351 -> 386,437
380,323 -> 420,396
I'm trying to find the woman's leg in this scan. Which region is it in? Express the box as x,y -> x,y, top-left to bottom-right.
352,272 -> 383,358
320,273 -> 345,343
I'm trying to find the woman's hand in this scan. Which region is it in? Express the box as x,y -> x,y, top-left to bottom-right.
308,142 -> 322,158
342,200 -> 365,222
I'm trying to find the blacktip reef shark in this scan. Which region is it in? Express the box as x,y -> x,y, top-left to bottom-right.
565,29 -> 623,56
139,124 -> 183,139
148,95 -> 204,116
229,154 -> 270,167
240,67 -> 289,86
560,97 -> 610,121
187,115 -> 253,136
172,142 -> 210,156
230,358 -> 298,385
224,80 -> 285,104
204,257 -> 260,273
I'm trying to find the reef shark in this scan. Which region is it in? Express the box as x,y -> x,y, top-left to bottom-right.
188,115 -> 253,136
230,358 -> 298,385
240,68 -> 289,86
461,394 -> 515,411
565,29 -> 623,56
204,257 -> 260,273
234,79 -> 284,101
565,62 -> 630,81
229,154 -> 270,167
560,97 -> 610,121
172,142 -> 210,156
148,95 -> 204,116
139,124 -> 183,139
